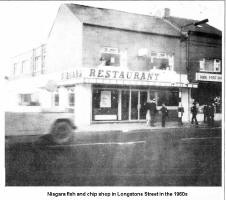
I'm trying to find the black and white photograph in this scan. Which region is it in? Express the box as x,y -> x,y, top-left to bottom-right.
1,0 -> 224,199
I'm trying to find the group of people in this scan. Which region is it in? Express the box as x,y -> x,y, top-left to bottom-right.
145,99 -> 216,128
145,99 -> 168,127
190,101 -> 215,127
203,102 -> 215,126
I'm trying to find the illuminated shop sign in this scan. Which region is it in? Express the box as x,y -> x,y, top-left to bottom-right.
196,73 -> 222,82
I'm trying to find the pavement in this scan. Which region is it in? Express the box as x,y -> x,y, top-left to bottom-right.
5,120 -> 221,146
76,120 -> 221,132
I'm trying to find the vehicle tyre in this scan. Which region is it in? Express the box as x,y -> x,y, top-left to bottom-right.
50,121 -> 73,144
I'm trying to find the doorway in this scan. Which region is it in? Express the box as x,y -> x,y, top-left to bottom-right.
120,89 -> 148,121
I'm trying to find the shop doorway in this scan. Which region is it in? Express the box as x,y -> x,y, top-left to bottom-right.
121,90 -> 148,121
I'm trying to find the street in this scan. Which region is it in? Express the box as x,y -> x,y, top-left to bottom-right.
5,126 -> 221,186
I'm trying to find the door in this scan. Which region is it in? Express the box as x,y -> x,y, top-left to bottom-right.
131,91 -> 139,120
121,90 -> 130,120
120,90 -> 148,121
140,91 -> 148,120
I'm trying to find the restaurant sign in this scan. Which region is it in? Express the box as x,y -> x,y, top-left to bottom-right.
196,73 -> 222,82
61,67 -> 181,83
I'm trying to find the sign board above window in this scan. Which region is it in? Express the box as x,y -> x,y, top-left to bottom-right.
196,72 -> 222,82
101,47 -> 119,54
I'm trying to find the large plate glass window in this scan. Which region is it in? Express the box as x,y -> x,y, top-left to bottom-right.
92,89 -> 118,120
157,89 -> 179,106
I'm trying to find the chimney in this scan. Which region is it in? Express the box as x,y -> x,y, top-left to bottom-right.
164,8 -> 170,18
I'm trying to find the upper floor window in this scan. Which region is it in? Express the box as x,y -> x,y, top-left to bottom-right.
199,59 -> 221,73
99,47 -> 120,67
150,52 -> 174,70
137,50 -> 174,71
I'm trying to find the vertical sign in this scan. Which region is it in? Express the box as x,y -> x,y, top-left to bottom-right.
100,91 -> 111,107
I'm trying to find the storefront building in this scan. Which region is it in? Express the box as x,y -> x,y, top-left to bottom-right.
8,4 -> 222,127
164,15 -> 222,112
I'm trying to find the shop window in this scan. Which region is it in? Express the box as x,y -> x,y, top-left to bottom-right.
150,52 -> 174,70
99,47 -> 120,67
54,93 -> 59,106
19,94 -> 40,106
21,60 -> 30,74
92,89 -> 118,120
69,93 -> 74,107
199,59 -> 221,73
19,94 -> 31,106
68,87 -> 75,107
157,90 -> 179,106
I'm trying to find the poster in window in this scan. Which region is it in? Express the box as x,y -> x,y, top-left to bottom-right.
100,91 -> 111,108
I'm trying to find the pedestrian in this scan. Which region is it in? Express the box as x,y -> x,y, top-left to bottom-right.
150,99 -> 157,126
203,104 -> 208,123
206,102 -> 211,126
160,103 -> 168,127
178,103 -> 184,126
191,102 -> 198,125
145,99 -> 151,126
209,102 -> 215,127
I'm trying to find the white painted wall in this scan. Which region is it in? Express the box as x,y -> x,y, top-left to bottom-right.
181,87 -> 191,122
46,4 -> 83,74
58,86 -> 68,108
39,90 -> 52,108
74,84 -> 92,126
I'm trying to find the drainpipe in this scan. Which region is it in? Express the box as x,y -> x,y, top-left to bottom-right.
186,31 -> 191,82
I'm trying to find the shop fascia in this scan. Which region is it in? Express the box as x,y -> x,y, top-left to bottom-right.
196,72 -> 222,82
60,67 -> 195,88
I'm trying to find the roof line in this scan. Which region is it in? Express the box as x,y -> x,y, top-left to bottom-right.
65,3 -> 163,19
83,22 -> 181,38
162,18 -> 182,32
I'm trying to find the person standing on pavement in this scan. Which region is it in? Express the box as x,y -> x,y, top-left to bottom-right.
208,102 -> 215,127
160,103 -> 168,127
203,104 -> 208,123
178,103 -> 184,126
150,99 -> 157,126
191,102 -> 198,125
145,99 -> 151,126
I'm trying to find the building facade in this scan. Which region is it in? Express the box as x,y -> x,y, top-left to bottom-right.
165,15 -> 222,112
7,4 -> 222,127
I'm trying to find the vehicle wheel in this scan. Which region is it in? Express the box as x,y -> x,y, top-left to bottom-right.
50,121 -> 73,144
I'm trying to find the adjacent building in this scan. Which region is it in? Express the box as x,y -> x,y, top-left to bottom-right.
164,14 -> 222,112
7,4 -> 222,127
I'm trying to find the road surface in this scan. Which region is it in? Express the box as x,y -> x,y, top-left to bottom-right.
5,126 -> 221,186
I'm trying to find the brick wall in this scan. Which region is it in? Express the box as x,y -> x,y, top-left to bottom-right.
188,34 -> 222,82
82,25 -> 186,74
